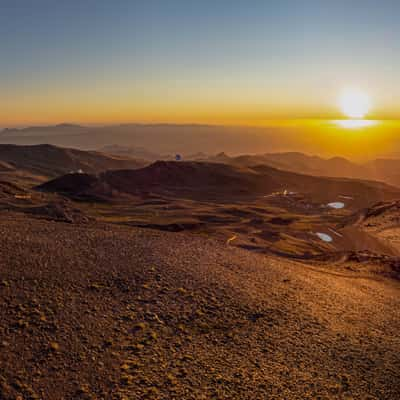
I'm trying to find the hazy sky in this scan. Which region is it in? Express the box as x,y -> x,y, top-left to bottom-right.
1,0 -> 399,125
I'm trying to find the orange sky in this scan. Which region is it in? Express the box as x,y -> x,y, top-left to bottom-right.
1,1 -> 399,162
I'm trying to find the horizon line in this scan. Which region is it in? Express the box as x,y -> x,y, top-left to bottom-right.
2,118 -> 400,131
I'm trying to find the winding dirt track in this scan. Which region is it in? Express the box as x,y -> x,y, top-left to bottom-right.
0,213 -> 399,399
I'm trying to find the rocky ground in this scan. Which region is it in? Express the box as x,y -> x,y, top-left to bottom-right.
0,212 -> 399,399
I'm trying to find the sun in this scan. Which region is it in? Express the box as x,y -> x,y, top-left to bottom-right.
339,88 -> 371,119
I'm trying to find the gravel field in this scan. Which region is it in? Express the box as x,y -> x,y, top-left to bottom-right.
0,212 -> 399,399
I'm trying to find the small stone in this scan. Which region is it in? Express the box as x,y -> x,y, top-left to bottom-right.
50,342 -> 60,352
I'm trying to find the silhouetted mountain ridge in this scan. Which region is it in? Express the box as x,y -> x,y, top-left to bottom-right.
38,160 -> 400,207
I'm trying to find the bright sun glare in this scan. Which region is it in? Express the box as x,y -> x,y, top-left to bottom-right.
339,88 -> 371,119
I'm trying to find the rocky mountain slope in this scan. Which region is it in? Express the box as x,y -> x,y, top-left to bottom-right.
0,213 -> 399,399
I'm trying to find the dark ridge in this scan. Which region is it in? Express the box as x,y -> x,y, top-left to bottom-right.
37,173 -> 99,195
35,160 -> 400,207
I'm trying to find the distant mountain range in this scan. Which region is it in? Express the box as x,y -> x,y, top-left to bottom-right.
0,123 -> 326,155
200,152 -> 400,188
98,144 -> 172,161
94,145 -> 400,189
3,121 -> 400,190
1,123 -> 89,137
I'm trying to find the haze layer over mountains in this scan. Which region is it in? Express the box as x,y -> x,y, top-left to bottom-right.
2,122 -> 400,161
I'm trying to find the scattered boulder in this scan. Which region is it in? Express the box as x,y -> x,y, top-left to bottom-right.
23,201 -> 90,224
